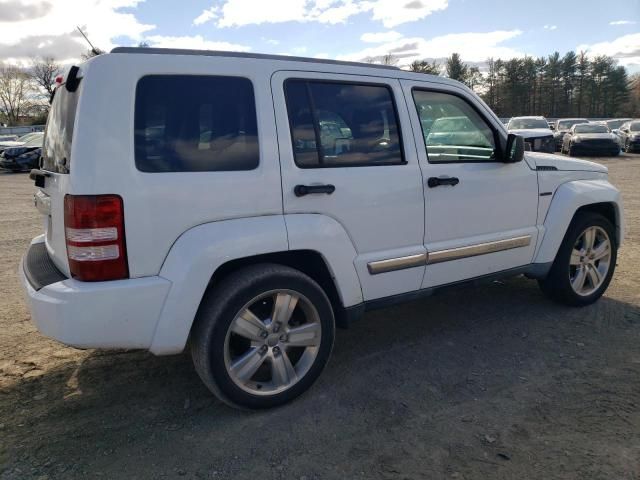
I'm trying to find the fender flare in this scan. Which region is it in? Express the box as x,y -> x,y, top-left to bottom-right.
534,179 -> 623,265
149,214 -> 363,355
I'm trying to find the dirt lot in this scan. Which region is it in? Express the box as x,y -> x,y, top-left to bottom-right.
1,155 -> 639,480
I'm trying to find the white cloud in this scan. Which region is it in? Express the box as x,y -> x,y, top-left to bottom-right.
144,35 -> 251,52
194,0 -> 447,28
543,24 -> 557,30
338,30 -> 524,66
361,31 -> 403,43
193,6 -> 219,26
0,0 -> 155,63
609,20 -> 636,25
369,0 -> 448,28
577,33 -> 640,68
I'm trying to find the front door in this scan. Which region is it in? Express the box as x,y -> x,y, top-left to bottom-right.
401,80 -> 539,288
272,72 -> 425,300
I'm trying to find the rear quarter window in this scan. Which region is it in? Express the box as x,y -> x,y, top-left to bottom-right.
134,75 -> 259,172
42,84 -> 81,173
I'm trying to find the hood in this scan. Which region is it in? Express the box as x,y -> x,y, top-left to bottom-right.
526,152 -> 608,173
509,128 -> 553,138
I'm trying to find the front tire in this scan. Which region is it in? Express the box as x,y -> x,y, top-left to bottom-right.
191,263 -> 335,409
538,212 -> 617,307
568,144 -> 577,156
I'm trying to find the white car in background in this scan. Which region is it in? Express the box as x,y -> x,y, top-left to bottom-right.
507,116 -> 555,153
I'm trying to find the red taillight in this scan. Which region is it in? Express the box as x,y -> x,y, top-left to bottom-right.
64,195 -> 128,281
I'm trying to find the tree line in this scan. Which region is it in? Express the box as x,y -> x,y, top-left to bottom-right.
408,51 -> 639,118
2,49 -> 639,126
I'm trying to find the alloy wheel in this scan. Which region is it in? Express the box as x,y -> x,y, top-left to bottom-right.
223,290 -> 322,396
569,226 -> 612,296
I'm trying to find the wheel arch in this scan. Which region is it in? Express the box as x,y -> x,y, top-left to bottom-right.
149,214 -> 363,355
534,179 -> 624,265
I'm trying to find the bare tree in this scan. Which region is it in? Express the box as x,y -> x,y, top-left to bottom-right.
29,56 -> 61,97
0,65 -> 35,125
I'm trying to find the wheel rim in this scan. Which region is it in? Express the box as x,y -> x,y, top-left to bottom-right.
569,226 -> 612,296
223,289 -> 321,396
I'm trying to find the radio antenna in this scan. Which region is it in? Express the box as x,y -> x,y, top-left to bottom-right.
76,26 -> 100,56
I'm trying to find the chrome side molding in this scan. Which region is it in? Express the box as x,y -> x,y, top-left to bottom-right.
367,253 -> 427,275
427,235 -> 531,265
367,235 -> 531,274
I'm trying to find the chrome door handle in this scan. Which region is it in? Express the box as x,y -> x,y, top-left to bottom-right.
427,176 -> 459,188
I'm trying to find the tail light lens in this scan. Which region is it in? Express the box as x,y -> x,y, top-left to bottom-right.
64,195 -> 128,281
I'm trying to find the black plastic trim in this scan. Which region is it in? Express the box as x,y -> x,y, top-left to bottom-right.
343,263 -> 552,324
23,242 -> 67,291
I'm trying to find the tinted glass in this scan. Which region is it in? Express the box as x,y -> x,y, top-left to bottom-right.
606,119 -> 626,129
557,119 -> 588,130
285,80 -> 403,167
574,124 -> 608,133
135,75 -> 259,172
42,83 -> 81,173
412,90 -> 496,162
630,122 -> 640,132
508,118 -> 549,129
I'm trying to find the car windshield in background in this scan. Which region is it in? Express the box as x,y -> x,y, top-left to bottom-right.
630,122 -> 640,132
606,120 -> 626,129
558,119 -> 589,130
23,135 -> 44,147
575,124 -> 608,134
509,118 -> 548,129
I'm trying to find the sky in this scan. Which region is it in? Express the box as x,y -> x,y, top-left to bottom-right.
0,0 -> 638,72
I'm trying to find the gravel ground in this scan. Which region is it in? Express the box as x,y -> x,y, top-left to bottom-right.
1,154 -> 639,480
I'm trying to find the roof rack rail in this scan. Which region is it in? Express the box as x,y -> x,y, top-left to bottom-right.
110,47 -> 400,71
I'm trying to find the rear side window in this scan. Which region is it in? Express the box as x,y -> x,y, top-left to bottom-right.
285,79 -> 404,168
134,75 -> 259,172
42,83 -> 81,173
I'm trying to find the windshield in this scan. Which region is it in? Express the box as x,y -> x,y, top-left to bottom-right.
558,119 -> 589,130
606,119 -> 627,129
24,134 -> 44,147
431,116 -> 474,133
630,122 -> 640,132
42,83 -> 81,173
575,124 -> 609,134
17,132 -> 39,142
508,118 -> 548,129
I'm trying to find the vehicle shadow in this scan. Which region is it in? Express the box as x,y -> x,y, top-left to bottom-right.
2,275 -> 640,479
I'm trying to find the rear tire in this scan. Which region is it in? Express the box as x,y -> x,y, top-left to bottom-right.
191,263 -> 335,409
538,212 -> 617,307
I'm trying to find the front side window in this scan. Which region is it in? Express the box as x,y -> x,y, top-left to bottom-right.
412,90 -> 496,163
135,75 -> 259,172
285,79 -> 404,168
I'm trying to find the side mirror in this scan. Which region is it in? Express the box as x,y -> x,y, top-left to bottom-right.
549,125 -> 555,131
505,133 -> 525,163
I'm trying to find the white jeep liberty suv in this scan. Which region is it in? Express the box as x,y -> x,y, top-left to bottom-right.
22,48 -> 624,409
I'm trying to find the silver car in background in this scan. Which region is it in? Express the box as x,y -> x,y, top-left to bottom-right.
507,116 -> 555,153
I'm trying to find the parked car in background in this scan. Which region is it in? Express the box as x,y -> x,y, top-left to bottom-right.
0,134 -> 43,172
507,116 -> 554,153
0,132 -> 44,154
0,134 -> 18,142
596,118 -> 633,147
619,120 -> 640,153
553,118 -> 589,151
561,123 -> 619,156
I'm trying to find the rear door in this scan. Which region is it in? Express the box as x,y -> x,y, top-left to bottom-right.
272,71 -> 425,301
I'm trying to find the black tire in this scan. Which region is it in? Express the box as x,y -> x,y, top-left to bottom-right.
538,212 -> 617,307
568,144 -> 577,157
190,263 -> 335,409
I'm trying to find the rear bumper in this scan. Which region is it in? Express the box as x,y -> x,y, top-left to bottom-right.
21,237 -> 172,350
